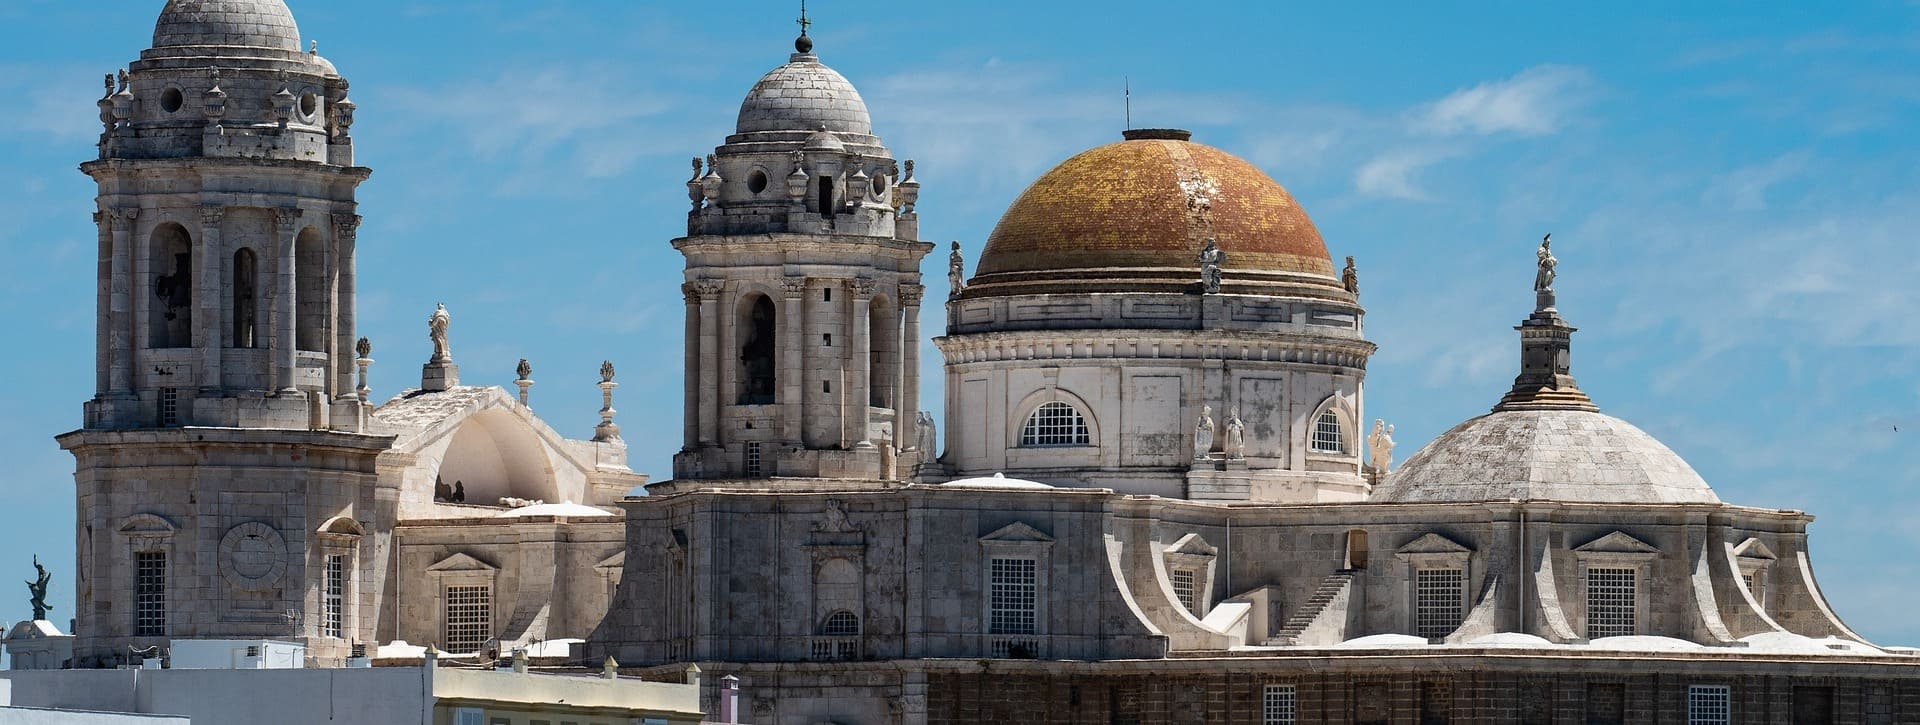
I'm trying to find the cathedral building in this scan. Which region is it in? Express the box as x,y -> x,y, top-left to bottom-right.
36,2 -> 1920,724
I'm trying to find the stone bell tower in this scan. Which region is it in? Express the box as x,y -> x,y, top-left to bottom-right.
58,0 -> 390,666
669,22 -> 933,484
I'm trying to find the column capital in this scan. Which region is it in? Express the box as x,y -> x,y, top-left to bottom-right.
780,276 -> 809,298
898,284 -> 925,307
109,207 -> 138,231
683,280 -> 723,304
273,207 -> 304,232
200,206 -> 225,226
849,276 -> 877,301
331,212 -> 361,241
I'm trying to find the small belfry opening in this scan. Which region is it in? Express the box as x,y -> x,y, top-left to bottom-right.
818,176 -> 836,216
147,223 -> 193,348
868,295 -> 897,408
295,228 -> 326,352
231,248 -> 258,348
738,294 -> 777,405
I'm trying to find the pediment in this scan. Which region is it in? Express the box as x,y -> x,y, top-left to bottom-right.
118,513 -> 177,534
1732,538 -> 1778,561
1397,532 -> 1472,555
1575,531 -> 1659,555
1163,533 -> 1218,557
316,516 -> 365,536
426,552 -> 497,573
595,551 -> 626,571
980,521 -> 1053,544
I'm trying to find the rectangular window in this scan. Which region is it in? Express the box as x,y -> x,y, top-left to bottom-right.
1586,567 -> 1637,639
1171,569 -> 1198,613
1263,684 -> 1297,725
1688,685 -> 1731,724
324,554 -> 346,639
989,557 -> 1037,635
1415,568 -> 1465,639
745,442 -> 763,478
159,387 -> 179,427
444,585 -> 492,653
135,551 -> 167,637
453,709 -> 484,725
823,333 -> 832,346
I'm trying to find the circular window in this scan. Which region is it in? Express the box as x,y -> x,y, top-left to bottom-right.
871,173 -> 888,197
160,87 -> 184,114
298,91 -> 318,119
747,169 -> 769,194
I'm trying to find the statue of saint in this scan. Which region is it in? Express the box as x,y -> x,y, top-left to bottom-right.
1223,410 -> 1246,460
1366,419 -> 1396,475
27,555 -> 52,621
1197,238 -> 1225,294
948,241 -> 966,299
1342,256 -> 1360,296
428,304 -> 452,362
916,411 -> 937,461
1535,234 -> 1557,292
1193,405 -> 1216,460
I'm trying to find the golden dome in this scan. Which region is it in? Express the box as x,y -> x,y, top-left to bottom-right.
969,130 -> 1339,297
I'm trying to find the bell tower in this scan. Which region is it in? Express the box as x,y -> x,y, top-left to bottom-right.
59,0 -> 391,667
670,24 -> 933,484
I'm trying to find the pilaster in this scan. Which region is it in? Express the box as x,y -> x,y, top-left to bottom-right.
899,284 -> 923,467
197,206 -> 225,396
681,283 -> 701,449
695,280 -> 722,448
272,207 -> 302,394
781,276 -> 808,445
848,278 -> 874,448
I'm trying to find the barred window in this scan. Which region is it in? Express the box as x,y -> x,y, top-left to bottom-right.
159,387 -> 180,427
1019,402 -> 1090,447
1688,685 -> 1731,724
324,554 -> 346,639
989,558 -> 1037,635
1263,684 -> 1297,725
135,551 -> 167,637
820,610 -> 860,636
1415,568 -> 1465,639
745,441 -> 763,478
1171,569 -> 1199,614
444,585 -> 492,653
1311,409 -> 1344,453
1586,567 -> 1637,638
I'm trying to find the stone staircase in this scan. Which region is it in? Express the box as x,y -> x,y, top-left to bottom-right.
1267,572 -> 1355,645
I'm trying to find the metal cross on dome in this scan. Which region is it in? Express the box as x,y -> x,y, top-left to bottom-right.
797,1 -> 812,36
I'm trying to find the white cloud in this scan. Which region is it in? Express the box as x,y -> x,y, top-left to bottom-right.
380,66 -> 685,177
1354,148 -> 1454,201
1413,65 -> 1594,137
1702,150 -> 1812,211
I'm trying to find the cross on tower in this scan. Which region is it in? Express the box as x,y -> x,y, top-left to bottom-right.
797,1 -> 811,36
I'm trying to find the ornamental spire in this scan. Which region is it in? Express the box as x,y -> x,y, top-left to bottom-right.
1494,234 -> 1597,413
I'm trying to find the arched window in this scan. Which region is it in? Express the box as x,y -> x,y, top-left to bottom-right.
148,224 -> 193,348
820,610 -> 860,636
737,294 -> 777,405
295,229 -> 326,352
232,248 -> 258,348
1019,402 -> 1090,447
1312,409 -> 1345,453
818,177 -> 836,216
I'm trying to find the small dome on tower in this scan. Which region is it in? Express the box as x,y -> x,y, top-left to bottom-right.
736,52 -> 873,136
152,0 -> 302,52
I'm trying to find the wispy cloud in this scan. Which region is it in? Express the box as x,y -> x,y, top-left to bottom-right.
1413,65 -> 1594,137
1354,148 -> 1457,201
1703,150 -> 1813,211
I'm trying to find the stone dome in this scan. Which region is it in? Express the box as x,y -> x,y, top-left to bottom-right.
1371,409 -> 1720,505
970,130 -> 1336,292
152,0 -> 302,52
735,53 -> 873,136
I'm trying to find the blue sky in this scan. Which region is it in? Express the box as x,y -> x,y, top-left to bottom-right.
0,1 -> 1915,643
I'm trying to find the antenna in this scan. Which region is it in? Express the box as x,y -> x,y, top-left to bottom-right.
1125,76 -> 1132,130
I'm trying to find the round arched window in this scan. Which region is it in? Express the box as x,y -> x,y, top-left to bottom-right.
1019,402 -> 1090,447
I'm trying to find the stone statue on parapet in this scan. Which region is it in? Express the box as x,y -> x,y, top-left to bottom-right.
27,555 -> 51,621
1197,238 -> 1225,294
1535,234 -> 1556,292
428,303 -> 452,362
1367,419 -> 1396,476
1223,410 -> 1246,460
1342,256 -> 1360,296
1194,405 -> 1216,460
948,241 -> 966,299
915,411 -> 937,461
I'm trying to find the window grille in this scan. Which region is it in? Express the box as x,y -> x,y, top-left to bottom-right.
745,442 -> 763,478
821,610 -> 860,636
1586,567 -> 1637,638
1688,685 -> 1731,724
1311,409 -> 1344,453
1743,572 -> 1763,605
989,558 -> 1037,635
324,554 -> 345,639
1019,402 -> 1089,447
1415,568 -> 1465,639
159,387 -> 179,427
444,585 -> 492,653
1171,569 -> 1199,614
1263,684 -> 1297,725
135,551 -> 166,636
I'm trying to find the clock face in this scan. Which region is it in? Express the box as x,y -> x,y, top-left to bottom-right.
219,522 -> 288,592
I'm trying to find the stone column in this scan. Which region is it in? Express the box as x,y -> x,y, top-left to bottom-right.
847,278 -> 875,447
92,212 -> 110,396
197,206 -> 225,394
331,214 -> 360,400
680,283 -> 700,449
107,208 -> 137,396
273,208 -> 302,393
899,284 -> 923,462
695,281 -> 721,447
780,277 -> 807,445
